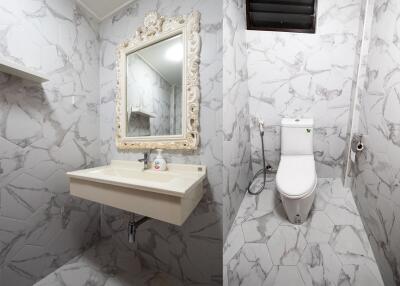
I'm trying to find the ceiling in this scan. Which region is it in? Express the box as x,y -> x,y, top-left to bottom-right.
76,0 -> 134,21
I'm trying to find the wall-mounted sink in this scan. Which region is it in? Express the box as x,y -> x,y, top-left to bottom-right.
67,160 -> 206,225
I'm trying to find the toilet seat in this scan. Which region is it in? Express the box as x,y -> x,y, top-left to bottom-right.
276,155 -> 317,199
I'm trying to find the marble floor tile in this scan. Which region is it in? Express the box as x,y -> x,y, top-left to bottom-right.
300,211 -> 334,243
298,243 -> 343,285
224,178 -> 384,286
34,240 -> 184,286
226,243 -> 273,286
264,266 -> 305,286
267,225 -> 307,266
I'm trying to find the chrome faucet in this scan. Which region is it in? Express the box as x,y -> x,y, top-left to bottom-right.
138,152 -> 150,170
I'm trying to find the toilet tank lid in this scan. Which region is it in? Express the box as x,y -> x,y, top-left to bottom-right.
281,118 -> 314,128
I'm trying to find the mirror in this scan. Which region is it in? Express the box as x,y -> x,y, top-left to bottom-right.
116,11 -> 201,150
126,34 -> 183,137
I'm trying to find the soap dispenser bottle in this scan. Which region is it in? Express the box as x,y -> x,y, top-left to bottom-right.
153,149 -> 167,171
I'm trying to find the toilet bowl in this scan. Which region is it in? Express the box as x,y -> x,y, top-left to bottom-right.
276,118 -> 317,224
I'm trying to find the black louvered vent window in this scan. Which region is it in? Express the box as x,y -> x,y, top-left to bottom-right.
247,0 -> 317,33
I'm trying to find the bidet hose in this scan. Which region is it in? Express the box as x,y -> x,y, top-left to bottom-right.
247,120 -> 275,195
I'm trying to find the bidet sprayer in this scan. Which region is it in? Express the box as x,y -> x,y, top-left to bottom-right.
258,118 -> 264,135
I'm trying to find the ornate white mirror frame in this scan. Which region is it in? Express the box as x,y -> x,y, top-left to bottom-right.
116,11 -> 201,150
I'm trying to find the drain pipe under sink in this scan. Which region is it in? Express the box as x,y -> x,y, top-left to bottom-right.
128,214 -> 152,243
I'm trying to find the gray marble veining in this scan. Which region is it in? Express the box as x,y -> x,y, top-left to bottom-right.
350,0 -> 400,285
223,178 -> 384,286
0,1 -> 100,285
2,0 -> 400,286
34,239 -> 183,286
246,0 -> 364,179
343,0 -> 375,186
222,0 -> 252,243
98,1 -> 223,285
0,0 -> 223,285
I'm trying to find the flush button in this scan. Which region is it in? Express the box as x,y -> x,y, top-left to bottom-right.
197,167 -> 203,172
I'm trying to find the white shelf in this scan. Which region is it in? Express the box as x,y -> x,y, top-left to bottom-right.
130,107 -> 156,118
0,58 -> 49,83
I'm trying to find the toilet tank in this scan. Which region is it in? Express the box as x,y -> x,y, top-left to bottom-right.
281,118 -> 314,155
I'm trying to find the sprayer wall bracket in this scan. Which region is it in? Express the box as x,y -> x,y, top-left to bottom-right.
351,133 -> 365,153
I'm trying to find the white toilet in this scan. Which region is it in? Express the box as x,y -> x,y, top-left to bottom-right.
276,118 -> 317,224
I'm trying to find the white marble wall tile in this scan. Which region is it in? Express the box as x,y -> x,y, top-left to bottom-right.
222,0 -> 252,242
343,0 -> 375,185
98,1 -> 223,284
246,0 -> 364,178
351,0 -> 400,285
0,1 -> 101,285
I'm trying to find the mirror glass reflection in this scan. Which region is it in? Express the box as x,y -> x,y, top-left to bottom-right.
126,34 -> 183,137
